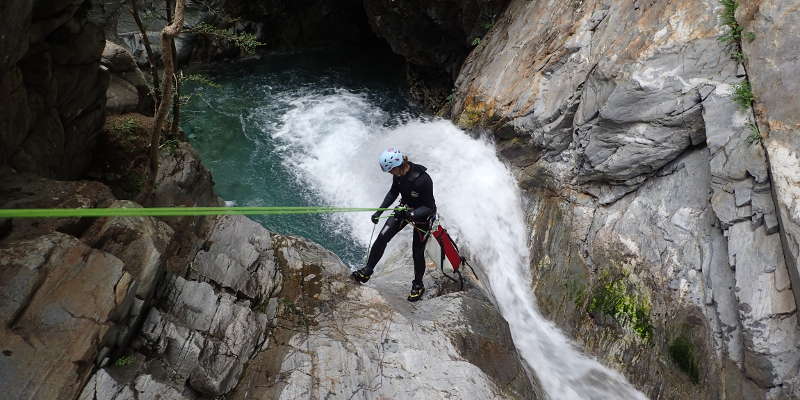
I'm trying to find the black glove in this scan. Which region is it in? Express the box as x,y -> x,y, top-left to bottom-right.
371,211 -> 382,224
393,207 -> 410,221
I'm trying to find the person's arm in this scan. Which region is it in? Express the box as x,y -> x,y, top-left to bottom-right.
378,182 -> 399,209
372,180 -> 399,223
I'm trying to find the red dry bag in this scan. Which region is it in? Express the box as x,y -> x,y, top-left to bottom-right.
432,225 -> 463,272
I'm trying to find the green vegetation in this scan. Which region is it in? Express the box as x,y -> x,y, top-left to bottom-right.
279,298 -> 310,329
669,335 -> 700,384
566,279 -> 587,307
471,37 -> 482,46
123,172 -> 146,194
159,137 -> 179,154
745,121 -> 761,144
114,354 -> 135,367
458,103 -> 485,128
588,271 -> 654,343
190,23 -> 265,55
253,298 -> 271,314
732,80 -> 754,109
180,73 -> 221,88
718,0 -> 743,44
718,0 -> 756,57
110,116 -> 140,137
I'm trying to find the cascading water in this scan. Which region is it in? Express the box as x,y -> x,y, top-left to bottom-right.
183,53 -> 647,399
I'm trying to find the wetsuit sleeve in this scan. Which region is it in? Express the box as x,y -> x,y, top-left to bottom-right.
378,179 -> 400,209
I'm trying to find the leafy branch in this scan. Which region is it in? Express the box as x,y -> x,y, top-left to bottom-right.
188,23 -> 265,55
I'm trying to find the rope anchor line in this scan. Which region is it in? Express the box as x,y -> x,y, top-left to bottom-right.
0,206 -> 407,219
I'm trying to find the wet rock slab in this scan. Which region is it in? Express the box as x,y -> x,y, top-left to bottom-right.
229,238 -> 537,400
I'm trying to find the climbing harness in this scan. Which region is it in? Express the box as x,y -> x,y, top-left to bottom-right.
393,209 -> 479,291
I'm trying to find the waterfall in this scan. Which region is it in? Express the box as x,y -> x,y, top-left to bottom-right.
262,89 -> 647,400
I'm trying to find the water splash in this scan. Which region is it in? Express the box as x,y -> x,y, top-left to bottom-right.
266,90 -> 647,400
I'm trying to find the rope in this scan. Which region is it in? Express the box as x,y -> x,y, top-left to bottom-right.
364,223 -> 377,267
0,206 -> 404,219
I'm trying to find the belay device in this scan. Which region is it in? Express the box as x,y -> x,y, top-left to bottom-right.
430,225 -> 479,290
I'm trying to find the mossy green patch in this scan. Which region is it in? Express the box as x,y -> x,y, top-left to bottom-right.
745,121 -> 761,144
109,116 -> 140,138
669,335 -> 700,384
587,270 -> 654,343
458,103 -> 486,128
114,354 -> 135,367
718,0 -> 742,44
732,81 -> 754,109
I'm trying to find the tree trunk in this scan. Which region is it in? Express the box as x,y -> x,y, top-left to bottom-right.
143,0 -> 185,201
169,38 -> 181,136
128,0 -> 161,108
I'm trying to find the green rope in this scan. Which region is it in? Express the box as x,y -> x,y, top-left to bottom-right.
0,206 -> 405,219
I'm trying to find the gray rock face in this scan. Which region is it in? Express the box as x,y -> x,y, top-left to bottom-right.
75,215 -> 276,399
738,0 -> 800,333
0,233 -> 130,400
447,0 -> 800,397
0,170 -> 181,400
75,215 -> 536,399
228,236 -> 537,400
0,0 -> 109,178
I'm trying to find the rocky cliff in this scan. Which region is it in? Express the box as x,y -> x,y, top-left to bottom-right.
428,0 -> 799,398
0,0 -> 109,179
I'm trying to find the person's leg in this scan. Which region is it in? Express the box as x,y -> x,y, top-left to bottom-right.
362,215 -> 407,275
411,221 -> 431,284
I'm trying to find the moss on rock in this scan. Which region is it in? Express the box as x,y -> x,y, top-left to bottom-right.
587,269 -> 654,343
669,335 -> 700,384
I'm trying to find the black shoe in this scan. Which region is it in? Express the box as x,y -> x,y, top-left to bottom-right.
407,281 -> 425,302
352,268 -> 372,284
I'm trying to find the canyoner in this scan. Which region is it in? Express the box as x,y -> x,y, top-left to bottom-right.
352,148 -> 437,301
352,147 -> 479,301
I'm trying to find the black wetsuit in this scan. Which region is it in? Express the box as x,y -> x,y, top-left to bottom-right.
365,162 -> 436,284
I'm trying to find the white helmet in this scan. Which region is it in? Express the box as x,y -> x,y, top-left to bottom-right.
378,148 -> 404,172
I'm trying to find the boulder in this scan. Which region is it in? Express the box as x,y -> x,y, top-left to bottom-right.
82,200 -> 174,301
0,233 -> 131,400
102,41 -> 140,73
106,74 -> 141,114
0,169 -> 116,242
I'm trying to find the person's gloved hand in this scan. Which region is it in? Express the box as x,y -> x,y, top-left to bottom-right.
393,206 -> 410,221
371,211 -> 382,224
